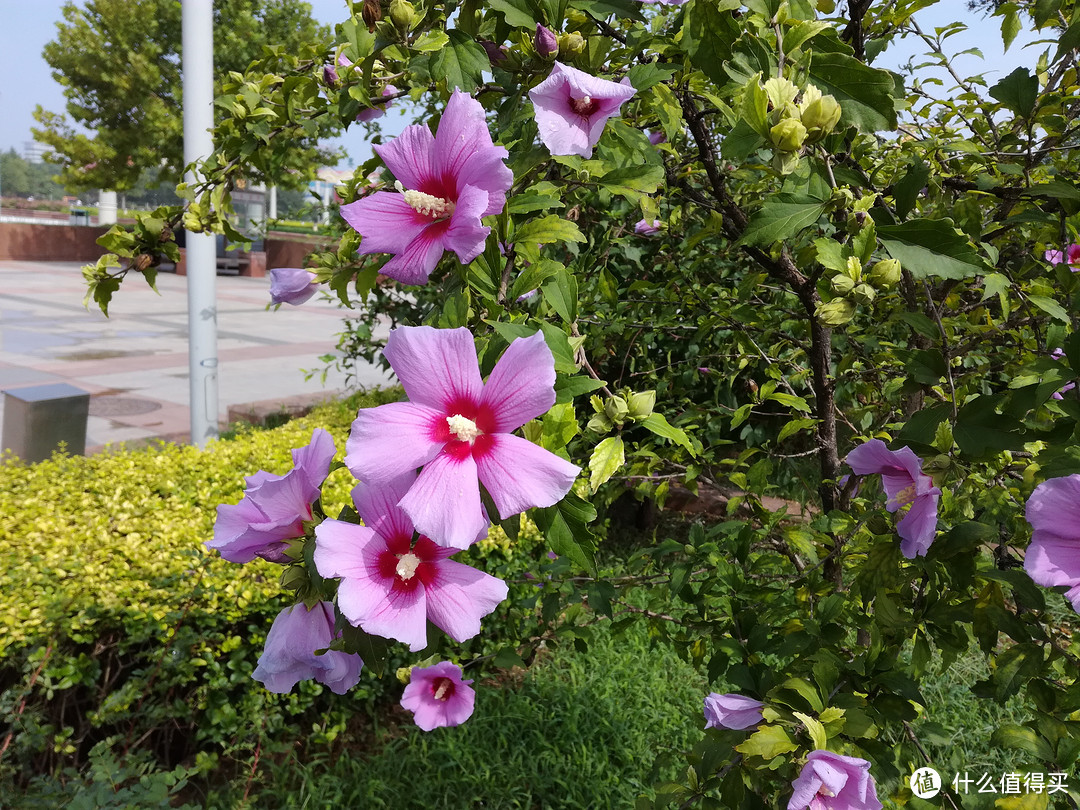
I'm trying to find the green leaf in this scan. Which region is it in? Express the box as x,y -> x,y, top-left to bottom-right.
649,82 -> 685,141
719,120 -> 766,161
337,623 -> 391,677
1028,294 -> 1069,323
682,0 -> 741,86
741,74 -> 771,139
555,374 -> 607,403
487,0 -> 537,27
989,67 -> 1039,118
1001,7 -> 1022,52
793,711 -> 828,750
878,219 -> 988,280
534,492 -> 597,577
813,237 -> 848,274
896,403 -> 952,447
735,725 -> 799,760
783,20 -> 830,54
589,436 -> 625,491
597,164 -> 665,201
640,412 -> 695,455
954,396 -> 1026,457
542,402 -> 578,451
628,63 -> 677,92
431,30 -> 488,93
893,159 -> 929,221
541,264 -> 579,323
515,215 -> 586,246
507,192 -> 565,215
511,258 -> 562,301
738,196 -> 827,247
569,0 -> 645,21
807,51 -> 898,131
991,725 -> 1055,763
536,320 -> 580,373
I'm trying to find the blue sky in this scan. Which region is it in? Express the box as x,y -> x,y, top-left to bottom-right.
0,1 -> 1047,167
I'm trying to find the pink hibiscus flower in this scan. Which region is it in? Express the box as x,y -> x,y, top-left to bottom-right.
1025,475 -> 1080,612
703,693 -> 765,730
846,439 -> 940,558
401,661 -> 476,731
339,90 -> 513,286
529,61 -> 636,158
788,751 -> 882,810
313,471 -> 508,651
345,326 -> 581,550
1045,243 -> 1080,269
251,601 -> 363,695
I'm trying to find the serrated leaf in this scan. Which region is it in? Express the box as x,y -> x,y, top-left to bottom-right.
683,0 -> 741,86
555,374 -> 607,403
794,711 -> 828,750
878,219 -> 988,280
808,51 -> 898,132
542,402 -> 578,451
589,436 -> 625,491
735,725 -> 799,760
738,196 -> 828,247
516,215 -> 586,246
431,30 -> 487,93
1028,294 -> 1069,323
487,0 -> 536,26
541,265 -> 579,323
640,412 -> 695,454
989,66 -> 1039,118
598,164 -> 665,201
534,491 -> 597,577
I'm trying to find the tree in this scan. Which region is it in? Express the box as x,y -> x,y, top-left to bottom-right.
33,0 -> 335,194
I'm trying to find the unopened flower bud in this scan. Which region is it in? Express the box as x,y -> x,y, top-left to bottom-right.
868,258 -> 902,287
769,118 -> 807,153
830,274 -> 855,295
323,64 -> 340,87
816,298 -> 856,326
628,390 -> 656,421
604,395 -> 629,424
801,95 -> 842,142
481,41 -> 508,67
389,0 -> 416,30
587,413 -> 613,434
558,31 -> 586,55
851,283 -> 876,306
535,24 -> 559,58
361,0 -> 381,31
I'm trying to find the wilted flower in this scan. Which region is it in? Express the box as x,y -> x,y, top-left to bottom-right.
1045,243 -> 1080,270
340,90 -> 513,285
529,61 -> 636,158
400,661 -> 475,731
846,439 -> 940,558
1025,475 -> 1080,612
314,471 -> 508,651
345,326 -> 580,549
252,601 -> 363,695
788,750 -> 882,810
535,24 -> 559,58
635,219 -> 661,236
269,267 -> 318,306
208,429 -> 335,563
704,693 -> 764,730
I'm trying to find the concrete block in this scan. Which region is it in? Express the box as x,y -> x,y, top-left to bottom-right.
2,383 -> 90,463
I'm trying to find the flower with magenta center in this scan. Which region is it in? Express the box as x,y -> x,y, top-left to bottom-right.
208,428 -> 335,563
401,661 -> 475,731
846,439 -> 940,558
703,693 -> 765,730
1045,243 -> 1080,270
313,470 -> 508,650
252,601 -> 363,695
340,90 -> 512,285
788,750 -> 882,810
530,61 -> 636,158
269,267 -> 318,306
1025,475 -> 1080,612
345,326 -> 581,550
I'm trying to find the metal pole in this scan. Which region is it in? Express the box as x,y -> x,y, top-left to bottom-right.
182,0 -> 219,446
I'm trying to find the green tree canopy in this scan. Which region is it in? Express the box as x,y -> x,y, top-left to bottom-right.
32,0 -> 336,193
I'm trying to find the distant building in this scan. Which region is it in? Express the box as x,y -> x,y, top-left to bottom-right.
22,141 -> 47,164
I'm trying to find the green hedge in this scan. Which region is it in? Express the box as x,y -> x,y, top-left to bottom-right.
0,392 -> 543,796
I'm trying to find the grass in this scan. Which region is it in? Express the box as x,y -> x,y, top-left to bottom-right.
206,619 -> 707,810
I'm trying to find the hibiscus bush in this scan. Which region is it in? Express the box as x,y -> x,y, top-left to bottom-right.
84,0 -> 1080,806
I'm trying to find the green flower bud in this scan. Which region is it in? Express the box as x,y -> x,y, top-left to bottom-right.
627,390 -> 656,421
851,283 -> 876,306
558,31 -> 586,55
769,118 -> 807,153
867,258 -> 902,287
587,413 -> 613,434
604,395 -> 629,424
816,298 -> 856,326
801,95 -> 842,142
830,274 -> 855,295
389,0 -> 417,30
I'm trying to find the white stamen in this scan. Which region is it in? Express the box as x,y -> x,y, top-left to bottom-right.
895,483 -> 917,508
401,188 -> 456,219
446,414 -> 483,444
395,552 -> 422,581
433,678 -> 452,700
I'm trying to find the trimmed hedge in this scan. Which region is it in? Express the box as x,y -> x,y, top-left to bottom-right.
0,392 -> 543,795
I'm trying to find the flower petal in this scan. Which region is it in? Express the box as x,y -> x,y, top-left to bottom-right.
476,433 -> 580,519
345,401 -> 445,484
1026,475 -> 1080,536
425,553 -> 509,644
433,90 -> 499,185
398,450 -> 488,549
342,192 -> 432,257
291,428 -> 336,490
313,518 -> 379,581
1025,534 -> 1080,589
481,331 -> 558,432
351,472 -> 416,542
383,326 -> 484,411
378,227 -> 449,285
896,490 -> 939,558
442,184 -> 492,266
457,147 -> 513,217
374,123 -> 436,190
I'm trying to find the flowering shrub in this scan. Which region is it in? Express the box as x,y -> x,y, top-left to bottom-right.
83,0 -> 1080,805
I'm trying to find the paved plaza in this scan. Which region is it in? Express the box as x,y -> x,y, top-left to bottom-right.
0,260 -> 389,453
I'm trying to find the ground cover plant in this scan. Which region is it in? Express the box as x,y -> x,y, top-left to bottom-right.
67,0 -> 1080,806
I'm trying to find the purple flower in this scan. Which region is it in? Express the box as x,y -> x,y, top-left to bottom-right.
270,267 -> 318,306
401,661 -> 475,731
529,61 -> 636,158
704,693 -> 764,730
252,601 -> 363,695
846,439 -> 940,559
356,85 -> 399,123
345,326 -> 581,550
647,129 -> 666,145
313,471 -> 508,651
789,751 -> 882,810
340,90 -> 513,285
635,219 -> 661,235
1050,348 -> 1076,400
1025,475 -> 1080,612
535,24 -> 559,58
480,41 -> 509,67
1045,243 -> 1080,270
208,429 -> 335,563
323,64 -> 340,86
